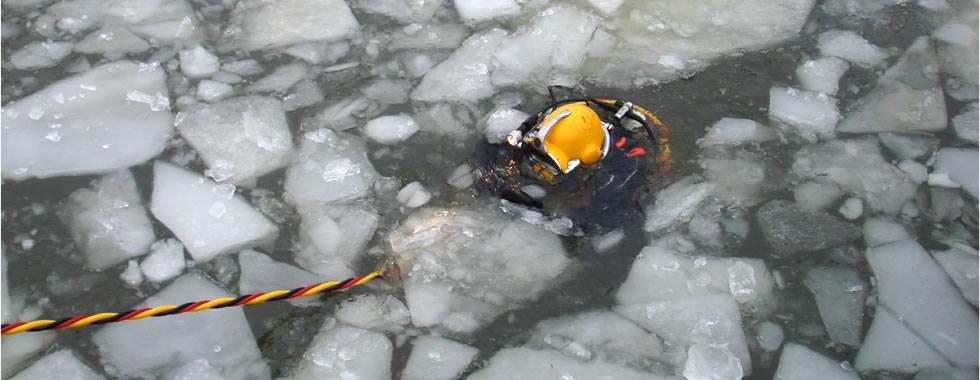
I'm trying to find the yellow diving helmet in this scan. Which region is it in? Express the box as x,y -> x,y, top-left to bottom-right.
510,102 -> 610,178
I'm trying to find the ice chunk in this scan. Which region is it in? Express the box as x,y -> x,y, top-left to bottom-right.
120,260 -> 144,286
774,343 -> 860,380
897,160 -> 928,184
862,217 -> 910,246
179,46 -> 220,79
10,41 -> 73,70
390,206 -> 570,334
585,0 -> 625,14
490,5 -> 599,88
616,246 -> 775,306
296,202 -> 379,277
790,138 -> 918,214
150,162 -> 279,263
855,307 -> 948,372
247,62 -> 308,93
74,26 -> 150,55
285,129 -> 381,207
755,321 -> 784,352
755,199 -> 861,256
397,182 -> 432,208
350,0 -> 442,23
802,265 -> 868,347
453,0 -> 520,22
528,310 -> 669,369
615,294 -> 751,375
697,118 -> 778,147
306,96 -> 384,131
793,180 -> 842,212
931,247 -> 979,306
58,170 -> 155,270
167,359 -> 225,380
196,80 -> 233,102
768,86 -> 839,142
413,101 -> 477,138
389,23 -> 467,51
878,132 -> 939,160
2,332 -> 56,376
838,37 -> 946,134
468,347 -> 671,380
412,29 -> 508,103
838,198 -> 863,220
817,30 -> 888,67
222,0 -> 359,51
935,147 -> 979,198
9,350 -> 103,380
362,114 -> 420,145
285,319 -> 392,380
952,102 -> 979,144
140,239 -> 186,283
238,250 -> 320,307
402,335 -> 477,380
282,79 -> 325,111
683,344 -> 742,380
176,96 -> 293,184
914,367 -> 980,380
446,164 -> 474,190
864,240 -> 979,366
701,156 -> 766,206
483,107 -> 529,144
935,20 -> 979,100
335,294 -> 411,333
93,272 -> 269,379
1,61 -> 173,180
592,228 -> 625,253
361,79 -> 412,105
644,176 -> 714,233
796,57 -> 849,95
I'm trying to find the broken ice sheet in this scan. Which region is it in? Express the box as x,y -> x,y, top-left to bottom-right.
402,335 -> 478,380
283,318 -> 392,380
285,129 -> 381,207
801,265 -> 868,347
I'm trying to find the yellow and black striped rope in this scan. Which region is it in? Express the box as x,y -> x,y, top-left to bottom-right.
1,268 -> 387,335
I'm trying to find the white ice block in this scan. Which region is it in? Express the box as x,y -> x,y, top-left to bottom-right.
796,56 -> 849,95
9,350 -> 104,380
1,61 -> 173,180
222,0 -> 359,51
335,294 -> 411,333
468,347 -> 673,380
402,335 -> 478,380
801,266 -> 867,347
179,46 -> 220,79
397,181 -> 432,208
150,162 -> 279,263
139,238 -> 187,283
643,176 -> 714,233
74,26 -> 150,55
285,319 -> 392,380
412,29 -> 508,103
774,343 -> 860,380
935,147 -> 979,198
527,310 -> 670,368
817,30 -> 888,67
296,202 -> 379,278
769,86 -> 839,142
931,247 -> 979,306
697,118 -> 778,147
452,0 -> 521,22
284,129 -> 381,207
9,41 -> 73,70
238,249 -> 320,307
362,114 -> 420,145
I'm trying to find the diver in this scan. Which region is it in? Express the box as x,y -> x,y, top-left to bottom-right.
473,91 -> 673,235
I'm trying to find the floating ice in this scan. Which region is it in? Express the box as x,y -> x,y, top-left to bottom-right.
768,86 -> 838,142
9,349 -> 104,380
402,335 -> 478,380
446,164 -> 474,190
793,180 -> 842,212
584,0 -> 625,14
389,206 -> 570,334
397,181 -> 432,208
644,176 -> 714,233
140,239 -> 186,283
791,138 -> 918,214
615,294 -> 751,375
389,23 -> 468,51
878,132 -> 939,160
801,265 -> 868,347
413,101 -> 477,138
362,79 -> 412,105
856,305 -> 948,372
306,96 -> 384,131
221,0 -> 359,51
58,170 -> 155,270
838,198 -> 863,220
284,319 -> 392,380
247,62 -> 308,93
285,129 -> 381,207
335,294 -> 411,333
196,80 -> 233,102
701,156 -> 766,206
120,260 -> 144,286
362,114 -> 420,145
150,162 -> 279,263
897,159 -> 928,184
483,107 -> 530,144
453,0 -> 521,22
683,343 -> 742,380
773,343 -> 860,380
179,46 -> 220,79
350,0 -> 442,23
282,79 -> 325,111
2,332 -> 55,376
592,228 -> 625,253
527,310 -> 671,370
93,272 -> 269,379
914,367 -> 980,380
296,202 -> 379,278
176,96 -> 292,184
167,359 -> 225,380
755,321 -> 784,352
697,118 -> 778,147
861,240 -> 979,368
412,29 -> 508,103
862,217 -> 910,247
468,347 -> 670,380
817,30 -> 888,67
74,26 -> 150,55
238,249 -> 320,307
1,61 -> 173,180
934,147 -> 979,198
931,247 -> 979,306
838,37 -> 946,134
952,102 -> 979,143
755,199 -> 861,256
617,246 -> 775,306
796,57 -> 849,95
934,19 -> 979,101
10,41 -> 73,70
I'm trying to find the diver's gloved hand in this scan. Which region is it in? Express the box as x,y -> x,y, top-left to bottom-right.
501,188 -> 543,209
